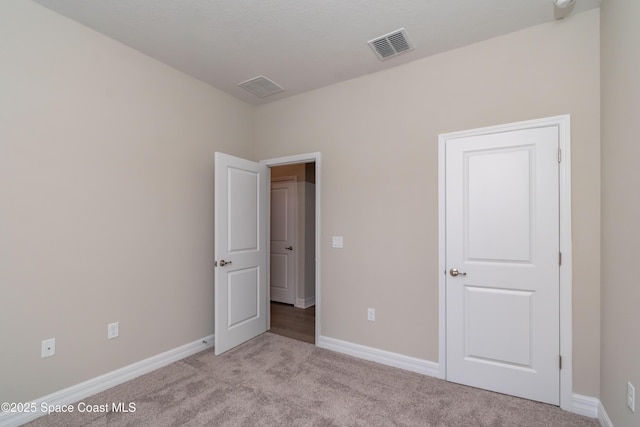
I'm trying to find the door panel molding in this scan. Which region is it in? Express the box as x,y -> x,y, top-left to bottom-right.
270,177 -> 297,304
438,115 -> 572,410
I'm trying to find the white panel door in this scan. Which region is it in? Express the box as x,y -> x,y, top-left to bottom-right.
270,179 -> 297,304
445,126 -> 560,404
214,152 -> 268,355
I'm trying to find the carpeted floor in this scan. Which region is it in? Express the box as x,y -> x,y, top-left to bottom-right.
26,333 -> 598,426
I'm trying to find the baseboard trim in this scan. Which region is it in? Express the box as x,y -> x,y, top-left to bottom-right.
295,296 -> 316,309
571,394 -> 614,425
0,334 -> 214,427
572,393 -> 600,418
597,400 -> 614,427
317,335 -> 439,377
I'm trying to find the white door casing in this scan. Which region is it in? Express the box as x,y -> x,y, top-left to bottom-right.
270,178 -> 297,305
438,116 -> 573,410
262,153 -> 322,344
214,152 -> 268,355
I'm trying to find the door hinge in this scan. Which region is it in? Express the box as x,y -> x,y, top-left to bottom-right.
559,355 -> 562,370
558,148 -> 562,163
559,252 -> 562,266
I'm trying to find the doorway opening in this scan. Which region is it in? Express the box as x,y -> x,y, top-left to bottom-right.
268,162 -> 316,344
262,153 -> 320,345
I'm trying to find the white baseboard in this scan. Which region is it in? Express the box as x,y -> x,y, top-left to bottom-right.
598,400 -> 614,427
295,296 -> 315,309
571,394 -> 614,425
572,393 -> 600,418
317,335 -> 440,377
0,334 -> 214,427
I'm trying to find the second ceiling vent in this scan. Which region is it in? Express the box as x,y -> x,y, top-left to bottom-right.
368,28 -> 414,61
238,76 -> 284,98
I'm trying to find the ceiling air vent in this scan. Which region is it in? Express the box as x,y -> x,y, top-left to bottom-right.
368,28 -> 414,61
238,76 -> 284,98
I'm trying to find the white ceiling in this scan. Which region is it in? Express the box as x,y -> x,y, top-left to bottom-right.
31,0 -> 601,105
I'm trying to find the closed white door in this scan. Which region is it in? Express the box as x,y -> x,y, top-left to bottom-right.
445,126 -> 560,404
214,152 -> 268,355
270,179 -> 297,305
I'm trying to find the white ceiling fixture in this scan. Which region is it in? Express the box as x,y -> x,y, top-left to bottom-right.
238,76 -> 284,98
32,0 -> 602,105
368,28 -> 414,61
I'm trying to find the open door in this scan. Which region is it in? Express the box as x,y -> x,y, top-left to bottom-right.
214,152 -> 268,355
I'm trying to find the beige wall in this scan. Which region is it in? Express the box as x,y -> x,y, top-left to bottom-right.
0,1 -> 253,402
600,0 -> 640,425
255,10 -> 601,397
0,0 -> 604,405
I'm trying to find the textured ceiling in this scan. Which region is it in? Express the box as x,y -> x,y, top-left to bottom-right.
31,0 -> 601,105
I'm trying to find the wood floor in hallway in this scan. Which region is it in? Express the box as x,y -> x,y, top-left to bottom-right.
269,302 -> 315,344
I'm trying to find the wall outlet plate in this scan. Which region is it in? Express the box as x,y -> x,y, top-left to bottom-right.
41,338 -> 55,358
628,382 -> 636,413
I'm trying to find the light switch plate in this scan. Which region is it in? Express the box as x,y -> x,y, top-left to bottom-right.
332,236 -> 344,248
108,322 -> 119,339
367,308 -> 375,322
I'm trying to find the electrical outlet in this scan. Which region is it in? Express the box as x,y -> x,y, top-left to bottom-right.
628,382 -> 636,413
108,322 -> 119,339
41,338 -> 55,358
367,308 -> 375,322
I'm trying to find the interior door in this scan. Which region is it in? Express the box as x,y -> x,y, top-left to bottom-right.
214,152 -> 268,355
445,126 -> 560,404
270,179 -> 297,305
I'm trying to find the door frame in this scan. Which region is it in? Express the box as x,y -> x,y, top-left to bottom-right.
261,152 -> 321,344
437,115 -> 572,410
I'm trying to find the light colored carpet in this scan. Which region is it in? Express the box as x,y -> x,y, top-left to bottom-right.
26,333 -> 598,426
